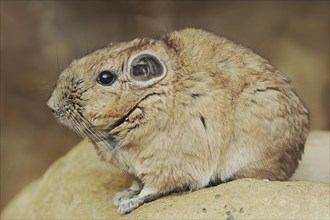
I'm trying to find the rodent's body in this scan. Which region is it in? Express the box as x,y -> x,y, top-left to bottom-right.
48,29 -> 310,214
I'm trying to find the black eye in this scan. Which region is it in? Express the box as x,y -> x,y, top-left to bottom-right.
96,71 -> 116,86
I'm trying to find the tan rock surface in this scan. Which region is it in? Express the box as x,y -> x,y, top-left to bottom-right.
1,131 -> 330,219
291,130 -> 330,183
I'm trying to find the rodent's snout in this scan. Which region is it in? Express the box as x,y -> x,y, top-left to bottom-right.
47,94 -> 61,117
47,95 -> 66,120
47,95 -> 56,111
47,96 -> 59,118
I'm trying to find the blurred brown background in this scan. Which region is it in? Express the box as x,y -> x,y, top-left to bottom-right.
1,0 -> 329,210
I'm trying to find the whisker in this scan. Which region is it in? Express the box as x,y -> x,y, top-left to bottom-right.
69,118 -> 86,139
68,110 -> 128,165
73,114 -> 113,151
70,116 -> 93,140
76,116 -> 105,142
75,115 -> 128,162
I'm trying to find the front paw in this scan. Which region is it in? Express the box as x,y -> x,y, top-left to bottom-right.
113,189 -> 139,207
118,197 -> 143,214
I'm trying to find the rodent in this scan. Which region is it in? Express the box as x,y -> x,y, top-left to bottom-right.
47,28 -> 310,214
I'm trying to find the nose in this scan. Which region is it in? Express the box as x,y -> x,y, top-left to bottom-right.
47,95 -> 60,117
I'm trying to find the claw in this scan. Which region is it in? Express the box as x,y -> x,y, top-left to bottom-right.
118,197 -> 143,214
113,189 -> 140,207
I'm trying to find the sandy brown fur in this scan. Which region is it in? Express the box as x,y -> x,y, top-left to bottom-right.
48,28 -> 310,214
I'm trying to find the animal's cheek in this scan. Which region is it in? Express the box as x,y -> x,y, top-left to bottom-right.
82,107 -> 117,129
89,116 -> 117,131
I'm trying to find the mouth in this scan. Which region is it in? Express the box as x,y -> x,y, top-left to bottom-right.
51,109 -> 69,125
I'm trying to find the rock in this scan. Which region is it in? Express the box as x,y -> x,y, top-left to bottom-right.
1,131 -> 329,219
291,130 -> 329,183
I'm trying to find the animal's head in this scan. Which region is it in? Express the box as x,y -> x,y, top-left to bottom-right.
48,34 -> 182,147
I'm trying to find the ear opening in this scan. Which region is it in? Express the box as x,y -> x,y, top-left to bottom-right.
127,51 -> 167,86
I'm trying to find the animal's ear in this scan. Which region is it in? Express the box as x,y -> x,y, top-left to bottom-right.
128,52 -> 166,85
